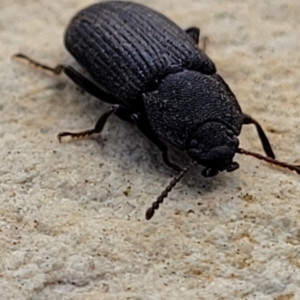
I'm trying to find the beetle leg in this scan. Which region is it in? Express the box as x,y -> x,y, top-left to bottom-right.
12,53 -> 119,104
132,114 -> 182,172
185,27 -> 200,45
63,66 -> 119,104
185,28 -> 208,52
57,106 -> 117,142
242,114 -> 275,158
199,36 -> 209,53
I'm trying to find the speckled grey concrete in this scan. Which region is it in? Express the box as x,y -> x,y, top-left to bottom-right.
1,0 -> 300,299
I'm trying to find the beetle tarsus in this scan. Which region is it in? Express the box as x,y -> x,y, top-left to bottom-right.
12,53 -> 64,75
63,66 -> 121,105
57,130 -> 95,142
57,106 -> 117,142
13,54 -> 122,105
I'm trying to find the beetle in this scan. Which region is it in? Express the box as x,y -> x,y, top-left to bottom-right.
13,1 -> 300,220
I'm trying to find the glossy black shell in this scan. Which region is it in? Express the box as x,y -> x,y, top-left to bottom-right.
64,1 -> 216,102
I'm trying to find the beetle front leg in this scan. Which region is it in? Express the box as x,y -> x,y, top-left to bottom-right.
132,114 -> 182,172
242,114 -> 275,158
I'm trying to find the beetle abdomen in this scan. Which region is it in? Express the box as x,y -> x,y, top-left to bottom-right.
65,1 -> 216,102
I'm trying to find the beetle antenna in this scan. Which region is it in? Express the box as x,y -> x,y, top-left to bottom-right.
237,148 -> 300,174
145,162 -> 196,220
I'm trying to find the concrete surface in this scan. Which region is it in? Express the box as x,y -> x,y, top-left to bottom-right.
1,0 -> 300,299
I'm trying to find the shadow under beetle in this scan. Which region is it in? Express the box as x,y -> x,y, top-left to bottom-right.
13,1 -> 300,220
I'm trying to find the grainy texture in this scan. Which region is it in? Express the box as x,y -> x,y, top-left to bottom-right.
143,72 -> 243,149
1,0 -> 300,299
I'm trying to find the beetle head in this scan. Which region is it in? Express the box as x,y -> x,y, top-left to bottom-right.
187,121 -> 240,177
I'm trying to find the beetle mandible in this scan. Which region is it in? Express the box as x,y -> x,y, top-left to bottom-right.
13,1 -> 300,220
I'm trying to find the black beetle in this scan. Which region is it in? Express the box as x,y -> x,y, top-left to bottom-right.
13,1 -> 300,219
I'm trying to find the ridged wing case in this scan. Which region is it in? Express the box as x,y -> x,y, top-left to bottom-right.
65,1 -> 216,103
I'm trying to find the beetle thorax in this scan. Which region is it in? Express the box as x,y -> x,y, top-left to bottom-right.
187,121 -> 240,176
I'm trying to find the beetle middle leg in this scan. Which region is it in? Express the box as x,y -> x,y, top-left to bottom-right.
57,106 -> 118,142
242,114 -> 275,158
57,104 -> 139,142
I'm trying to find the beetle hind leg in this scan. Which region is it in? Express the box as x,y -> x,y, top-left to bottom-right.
57,105 -> 134,142
13,53 -> 120,105
12,53 -> 64,75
